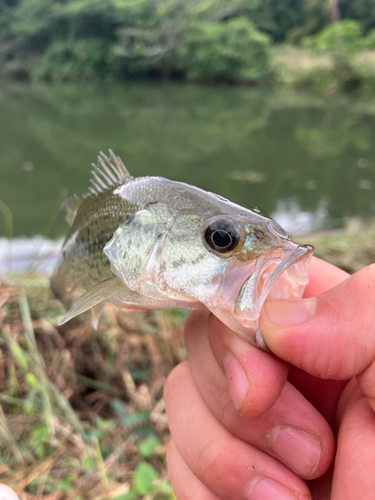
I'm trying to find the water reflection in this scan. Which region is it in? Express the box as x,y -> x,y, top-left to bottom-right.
271,198 -> 328,235
1,84 -> 375,239
0,237 -> 62,276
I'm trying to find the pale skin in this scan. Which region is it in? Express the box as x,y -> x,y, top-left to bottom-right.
164,257 -> 375,500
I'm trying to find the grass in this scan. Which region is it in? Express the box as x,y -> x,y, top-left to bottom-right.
0,275 -> 186,499
270,45 -> 375,93
300,218 -> 375,274
1,218 -> 375,498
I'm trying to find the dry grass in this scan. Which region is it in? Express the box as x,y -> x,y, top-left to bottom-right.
271,45 -> 333,71
270,45 -> 375,93
0,276 -> 185,499
270,45 -> 336,91
300,218 -> 375,274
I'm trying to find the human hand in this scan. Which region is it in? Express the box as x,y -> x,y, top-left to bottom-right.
164,258 -> 375,499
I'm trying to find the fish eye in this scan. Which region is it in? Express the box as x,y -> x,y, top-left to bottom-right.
204,219 -> 240,253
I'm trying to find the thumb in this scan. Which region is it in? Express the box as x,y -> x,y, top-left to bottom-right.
260,265 -> 375,383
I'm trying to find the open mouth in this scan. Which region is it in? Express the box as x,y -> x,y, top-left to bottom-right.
234,243 -> 314,327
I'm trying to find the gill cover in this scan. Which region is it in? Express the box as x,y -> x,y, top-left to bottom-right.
104,204 -> 227,304
104,205 -> 173,291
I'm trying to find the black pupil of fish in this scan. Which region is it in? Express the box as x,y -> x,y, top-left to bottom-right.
205,221 -> 239,253
212,230 -> 231,248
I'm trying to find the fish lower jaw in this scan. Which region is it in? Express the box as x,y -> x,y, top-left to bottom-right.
235,244 -> 313,321
208,248 -> 313,348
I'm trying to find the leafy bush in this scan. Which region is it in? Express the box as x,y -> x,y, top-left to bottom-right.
302,20 -> 365,54
363,29 -> 375,49
179,17 -> 271,82
299,20 -> 370,92
31,38 -> 114,81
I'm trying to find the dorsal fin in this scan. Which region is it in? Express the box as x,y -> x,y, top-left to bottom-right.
88,150 -> 132,195
61,195 -> 85,226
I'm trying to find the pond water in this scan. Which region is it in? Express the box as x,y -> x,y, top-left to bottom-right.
1,82 -> 375,246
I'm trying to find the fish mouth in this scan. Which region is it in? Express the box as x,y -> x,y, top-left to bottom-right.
234,243 -> 314,326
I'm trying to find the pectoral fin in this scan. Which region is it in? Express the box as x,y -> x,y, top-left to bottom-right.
91,303 -> 104,330
58,277 -> 124,325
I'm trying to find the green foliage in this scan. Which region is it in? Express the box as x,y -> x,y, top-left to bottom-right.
2,0 -> 375,84
112,0 -> 188,76
180,17 -> 271,81
302,20 -> 365,54
273,0 -> 330,45
56,475 -> 75,494
29,422 -> 51,459
23,388 -> 39,415
297,19 -> 375,91
249,0 -> 307,42
82,453 -> 96,472
134,462 -> 158,496
115,492 -> 137,500
130,462 -> 174,498
10,0 -> 57,44
113,461 -> 174,499
340,0 -> 375,34
362,29 -> 375,49
138,435 -> 160,457
0,0 -> 119,80
111,399 -> 149,427
0,0 -> 273,82
24,372 -> 40,388
86,417 -> 116,440
31,38 -> 113,81
8,339 -> 28,372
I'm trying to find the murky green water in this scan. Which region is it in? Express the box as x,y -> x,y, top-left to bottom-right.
1,82 -> 375,239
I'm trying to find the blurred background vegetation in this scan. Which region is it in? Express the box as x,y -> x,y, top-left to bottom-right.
2,0 -> 375,91
2,1 -> 375,499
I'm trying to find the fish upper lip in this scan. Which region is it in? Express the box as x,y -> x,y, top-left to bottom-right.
234,243 -> 314,321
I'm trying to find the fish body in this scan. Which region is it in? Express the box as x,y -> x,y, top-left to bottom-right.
52,151 -> 313,349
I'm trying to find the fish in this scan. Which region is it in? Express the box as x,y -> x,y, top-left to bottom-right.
51,150 -> 314,349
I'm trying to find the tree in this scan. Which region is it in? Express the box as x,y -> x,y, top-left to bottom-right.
179,17 -> 271,82
328,0 -> 340,24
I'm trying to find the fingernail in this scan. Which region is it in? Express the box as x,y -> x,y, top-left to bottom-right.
0,484 -> 20,500
246,478 -> 299,500
267,427 -> 321,477
264,298 -> 316,327
223,355 -> 249,411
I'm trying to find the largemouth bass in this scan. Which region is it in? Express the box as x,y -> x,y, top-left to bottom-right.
51,151 -> 313,349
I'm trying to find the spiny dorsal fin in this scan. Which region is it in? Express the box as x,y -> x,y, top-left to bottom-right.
58,276 -> 124,325
61,195 -> 85,226
88,150 -> 132,195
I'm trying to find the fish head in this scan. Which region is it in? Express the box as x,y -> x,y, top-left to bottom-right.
104,179 -> 313,348
186,205 -> 313,347
205,211 -> 314,347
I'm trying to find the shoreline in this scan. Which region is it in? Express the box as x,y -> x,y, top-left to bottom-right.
3,46 -> 375,95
